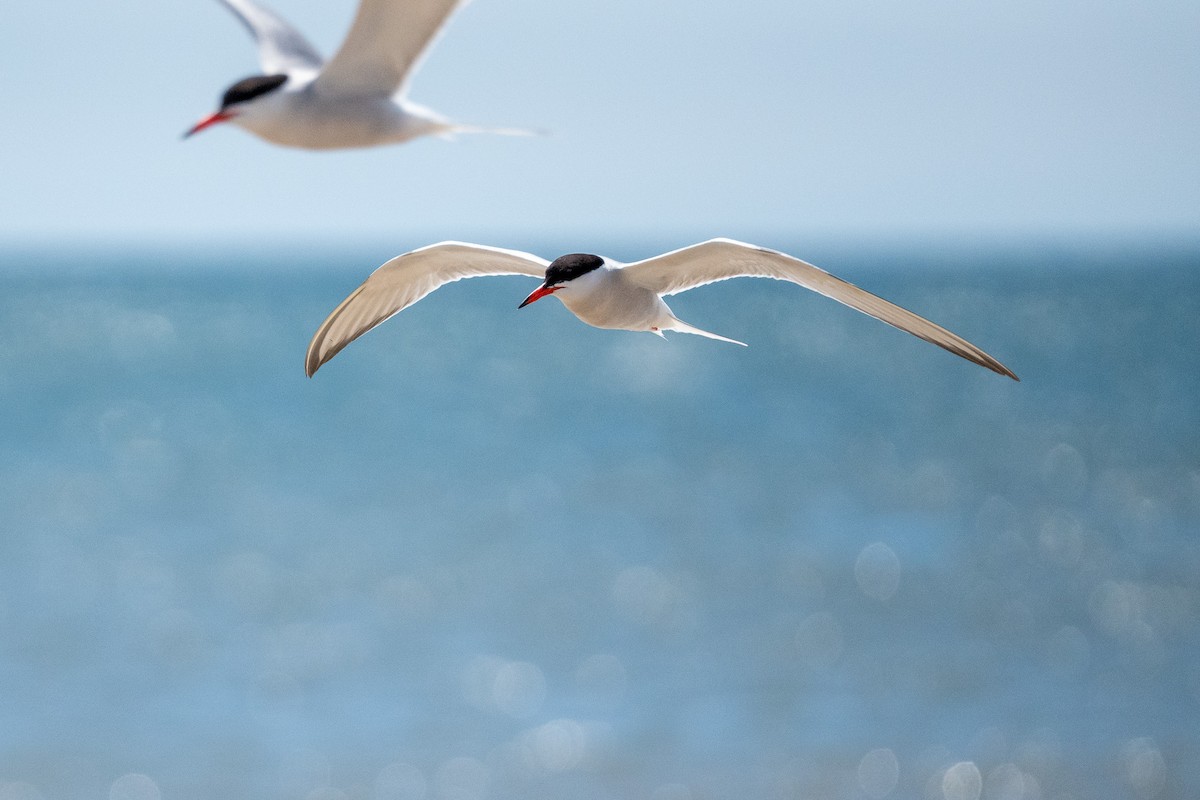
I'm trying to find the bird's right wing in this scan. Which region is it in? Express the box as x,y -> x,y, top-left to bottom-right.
306,242 -> 548,377
215,0 -> 324,75
622,238 -> 1018,380
314,0 -> 468,98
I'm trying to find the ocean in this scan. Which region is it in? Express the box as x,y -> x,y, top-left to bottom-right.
0,240 -> 1197,800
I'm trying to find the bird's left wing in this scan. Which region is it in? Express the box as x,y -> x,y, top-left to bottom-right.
216,0 -> 324,75
622,239 -> 1018,380
306,241 -> 548,377
314,0 -> 469,98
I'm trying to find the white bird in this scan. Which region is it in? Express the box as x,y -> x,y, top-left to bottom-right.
184,0 -> 532,149
304,239 -> 1018,380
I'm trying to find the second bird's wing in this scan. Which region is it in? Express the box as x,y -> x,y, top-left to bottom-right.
305,241 -> 548,377
621,238 -> 1018,380
216,0 -> 324,75
314,0 -> 469,98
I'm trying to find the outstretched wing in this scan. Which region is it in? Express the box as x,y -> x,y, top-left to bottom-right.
215,0 -> 324,75
314,0 -> 469,98
622,238 -> 1018,380
305,241 -> 548,377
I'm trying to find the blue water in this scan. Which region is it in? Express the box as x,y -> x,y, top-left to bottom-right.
0,241 -> 1198,800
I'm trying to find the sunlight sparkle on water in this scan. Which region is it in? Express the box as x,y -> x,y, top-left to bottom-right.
854,542 -> 902,601
941,762 -> 983,800
857,748 -> 900,799
108,774 -> 160,800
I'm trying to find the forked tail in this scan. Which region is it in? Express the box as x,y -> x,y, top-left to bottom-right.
666,318 -> 747,346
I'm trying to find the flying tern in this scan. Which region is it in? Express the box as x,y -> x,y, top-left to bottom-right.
185,0 -> 531,149
304,239 -> 1018,379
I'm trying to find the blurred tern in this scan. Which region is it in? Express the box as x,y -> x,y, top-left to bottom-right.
305,239 -> 1018,380
185,0 -> 532,149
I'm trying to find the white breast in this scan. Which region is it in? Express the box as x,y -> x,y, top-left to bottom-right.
556,267 -> 674,332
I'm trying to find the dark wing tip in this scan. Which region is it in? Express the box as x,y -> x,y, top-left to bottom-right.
305,339 -> 341,378
969,347 -> 1018,381
305,333 -> 336,378
976,353 -> 1019,381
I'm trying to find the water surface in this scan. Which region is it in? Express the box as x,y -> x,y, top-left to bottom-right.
0,241 -> 1197,800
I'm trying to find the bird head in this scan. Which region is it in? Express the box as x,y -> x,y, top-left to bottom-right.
184,74 -> 289,138
518,253 -> 604,308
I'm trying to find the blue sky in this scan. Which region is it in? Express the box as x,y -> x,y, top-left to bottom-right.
1,0 -> 1197,244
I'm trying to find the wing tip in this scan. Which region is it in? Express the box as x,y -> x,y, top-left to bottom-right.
304,349 -> 321,378
305,338 -> 344,378
975,353 -> 1019,381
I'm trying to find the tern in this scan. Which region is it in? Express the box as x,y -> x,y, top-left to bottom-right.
304,239 -> 1018,379
185,0 -> 531,149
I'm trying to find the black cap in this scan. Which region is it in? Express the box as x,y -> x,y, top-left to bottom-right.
221,74 -> 288,110
544,253 -> 603,286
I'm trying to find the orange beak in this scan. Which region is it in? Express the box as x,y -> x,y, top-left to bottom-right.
518,285 -> 561,308
183,110 -> 234,139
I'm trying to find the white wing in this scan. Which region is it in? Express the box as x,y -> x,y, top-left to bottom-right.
622,239 -> 1018,380
306,241 -> 548,376
314,0 -> 468,98
216,0 -> 324,75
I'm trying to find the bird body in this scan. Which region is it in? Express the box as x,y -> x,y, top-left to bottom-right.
304,239 -> 1018,380
544,263 -> 746,345
186,0 -> 528,149
220,84 -> 449,150
553,265 -> 674,333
